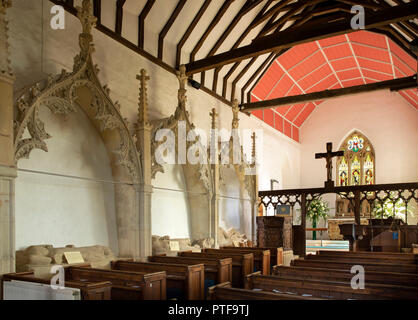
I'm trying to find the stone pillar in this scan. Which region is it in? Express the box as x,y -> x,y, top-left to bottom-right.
135,69 -> 153,259
209,108 -> 219,248
0,0 -> 16,274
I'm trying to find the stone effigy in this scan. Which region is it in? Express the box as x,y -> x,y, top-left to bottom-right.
217,227 -> 249,247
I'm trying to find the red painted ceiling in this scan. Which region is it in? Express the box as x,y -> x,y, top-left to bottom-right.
251,30 -> 418,143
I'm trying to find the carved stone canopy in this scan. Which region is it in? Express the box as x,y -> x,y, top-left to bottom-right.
13,0 -> 141,183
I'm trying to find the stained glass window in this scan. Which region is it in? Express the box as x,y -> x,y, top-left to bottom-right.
363,154 -> 374,185
338,157 -> 348,186
336,131 -> 375,186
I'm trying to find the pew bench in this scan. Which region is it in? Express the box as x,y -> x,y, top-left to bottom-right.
1,271 -> 112,300
178,251 -> 253,288
246,272 -> 418,300
207,248 -> 271,275
65,266 -> 166,300
148,255 -> 232,295
208,282 -> 323,300
111,260 -> 204,300
273,265 -> 418,288
292,258 -> 418,273
221,246 -> 283,268
306,253 -> 418,265
316,250 -> 418,263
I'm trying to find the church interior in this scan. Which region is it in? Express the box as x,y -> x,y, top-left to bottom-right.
0,0 -> 417,301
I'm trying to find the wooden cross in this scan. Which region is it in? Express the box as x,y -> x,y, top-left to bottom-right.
315,142 -> 344,189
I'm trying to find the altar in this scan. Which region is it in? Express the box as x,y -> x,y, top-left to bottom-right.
328,218 -> 369,240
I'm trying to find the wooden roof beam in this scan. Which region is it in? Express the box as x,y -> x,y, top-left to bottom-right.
189,0 -> 235,63
138,0 -> 156,49
212,0 -> 274,91
93,0 -> 101,24
186,2 -> 418,74
115,0 -> 126,35
335,0 -> 381,11
219,4 -> 286,97
207,0 -> 263,58
240,75 -> 417,112
158,0 -> 187,60
249,0 -> 295,29
175,0 -> 211,68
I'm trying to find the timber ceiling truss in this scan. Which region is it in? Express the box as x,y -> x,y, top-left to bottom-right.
52,0 -> 417,110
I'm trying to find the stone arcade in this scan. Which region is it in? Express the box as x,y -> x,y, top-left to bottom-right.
0,0 -> 417,301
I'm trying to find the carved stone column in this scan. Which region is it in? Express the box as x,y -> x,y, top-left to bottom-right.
135,69 -> 153,259
0,0 -> 16,274
210,108 -> 219,248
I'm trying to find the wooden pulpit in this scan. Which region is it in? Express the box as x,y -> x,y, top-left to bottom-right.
256,216 -> 293,250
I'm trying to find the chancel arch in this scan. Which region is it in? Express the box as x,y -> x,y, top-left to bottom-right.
13,1 -> 143,259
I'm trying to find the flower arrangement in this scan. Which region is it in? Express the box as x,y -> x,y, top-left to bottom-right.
307,197 -> 330,240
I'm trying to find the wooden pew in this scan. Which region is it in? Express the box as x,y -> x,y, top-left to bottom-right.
148,255 -> 232,292
305,253 -> 417,266
178,251 -> 253,288
246,272 -> 418,300
111,260 -> 204,300
273,265 -> 418,288
65,266 -> 166,300
208,282 -> 322,300
291,258 -> 418,273
316,250 -> 418,263
1,271 -> 112,300
208,248 -> 271,275
221,246 -> 283,267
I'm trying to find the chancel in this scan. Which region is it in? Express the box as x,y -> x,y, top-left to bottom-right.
0,0 -> 417,302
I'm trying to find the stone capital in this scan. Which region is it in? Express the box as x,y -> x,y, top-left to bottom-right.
0,164 -> 17,178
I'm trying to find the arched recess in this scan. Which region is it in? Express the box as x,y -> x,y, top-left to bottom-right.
13,1 -> 142,258
219,100 -> 258,241
149,66 -> 214,242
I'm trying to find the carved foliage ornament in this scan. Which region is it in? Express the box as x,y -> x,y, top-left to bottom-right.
13,0 -> 141,182
0,0 -> 13,77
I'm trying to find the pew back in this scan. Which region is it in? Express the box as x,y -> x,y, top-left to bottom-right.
208,282 -> 322,300
111,260 -> 204,300
246,272 -> 418,300
178,251 -> 253,288
292,258 -> 418,273
207,248 -> 271,275
1,272 -> 112,300
148,255 -> 232,285
66,267 -> 166,300
221,246 -> 283,266
273,265 -> 418,287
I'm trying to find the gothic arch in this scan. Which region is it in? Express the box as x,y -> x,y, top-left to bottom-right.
13,1 -> 142,258
148,65 -> 214,242
336,130 -> 375,186
218,100 -> 258,241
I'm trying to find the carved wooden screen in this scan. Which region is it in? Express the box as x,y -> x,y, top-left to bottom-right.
336,131 -> 375,186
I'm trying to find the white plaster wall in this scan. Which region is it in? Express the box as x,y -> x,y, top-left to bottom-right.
300,90 -> 418,237
8,0 -> 301,242
151,165 -> 190,238
300,90 -> 418,187
15,107 -> 118,253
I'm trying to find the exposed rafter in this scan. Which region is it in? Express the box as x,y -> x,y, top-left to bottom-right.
115,0 -> 126,36
189,0 -> 235,64
158,0 -> 187,60
175,0 -> 211,68
138,0 -> 156,49
186,2 -> 418,75
240,75 -> 418,112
